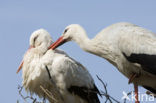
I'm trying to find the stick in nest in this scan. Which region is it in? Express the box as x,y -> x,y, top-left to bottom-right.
96,75 -> 120,103
40,85 -> 58,103
17,85 -> 43,103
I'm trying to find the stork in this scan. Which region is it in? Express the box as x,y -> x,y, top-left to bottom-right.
17,29 -> 100,103
49,22 -> 156,103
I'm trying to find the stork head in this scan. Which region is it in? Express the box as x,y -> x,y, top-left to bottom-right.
30,29 -> 52,51
17,29 -> 52,73
49,24 -> 87,50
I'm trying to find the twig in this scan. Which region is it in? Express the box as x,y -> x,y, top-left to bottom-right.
96,75 -> 120,103
18,85 -> 44,103
123,91 -> 132,103
40,85 -> 58,103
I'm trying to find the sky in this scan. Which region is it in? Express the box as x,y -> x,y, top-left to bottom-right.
0,0 -> 156,103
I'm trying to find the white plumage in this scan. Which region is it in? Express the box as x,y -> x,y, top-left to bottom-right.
17,29 -> 100,103
49,22 -> 156,102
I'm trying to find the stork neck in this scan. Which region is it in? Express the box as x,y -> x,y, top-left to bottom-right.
74,35 -> 117,66
72,34 -> 92,51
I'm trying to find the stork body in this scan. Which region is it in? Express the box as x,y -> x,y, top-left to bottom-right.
89,22 -> 156,91
50,22 -> 156,96
19,29 -> 100,103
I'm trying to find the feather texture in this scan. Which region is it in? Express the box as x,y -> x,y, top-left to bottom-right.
22,29 -> 100,103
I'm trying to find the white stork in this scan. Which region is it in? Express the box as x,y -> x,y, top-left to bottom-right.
17,29 -> 100,103
49,22 -> 156,103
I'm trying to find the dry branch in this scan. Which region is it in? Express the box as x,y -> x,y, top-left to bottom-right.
96,75 -> 120,103
17,85 -> 44,103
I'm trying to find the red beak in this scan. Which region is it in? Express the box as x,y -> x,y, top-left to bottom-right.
16,46 -> 33,74
48,36 -> 66,50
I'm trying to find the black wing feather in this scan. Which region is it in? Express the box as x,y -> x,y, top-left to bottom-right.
68,84 -> 100,103
123,53 -> 156,75
143,86 -> 156,93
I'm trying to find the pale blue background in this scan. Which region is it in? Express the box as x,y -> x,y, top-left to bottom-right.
0,0 -> 156,102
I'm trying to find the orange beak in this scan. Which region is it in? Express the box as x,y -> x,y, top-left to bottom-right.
16,61 -> 24,74
48,36 -> 67,50
16,46 -> 33,74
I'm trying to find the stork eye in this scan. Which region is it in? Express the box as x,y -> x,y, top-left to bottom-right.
63,28 -> 69,34
34,35 -> 38,45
